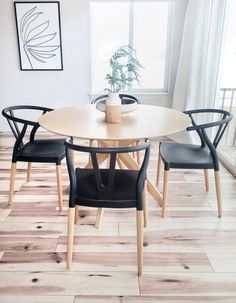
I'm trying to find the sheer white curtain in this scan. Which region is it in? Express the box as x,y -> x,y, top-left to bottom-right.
170,0 -> 227,143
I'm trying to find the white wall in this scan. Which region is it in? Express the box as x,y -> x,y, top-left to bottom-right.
0,0 -> 91,130
0,0 -> 187,131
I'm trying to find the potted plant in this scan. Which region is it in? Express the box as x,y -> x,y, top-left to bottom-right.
104,45 -> 143,123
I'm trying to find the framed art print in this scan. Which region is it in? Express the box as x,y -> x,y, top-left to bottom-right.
14,1 -> 63,71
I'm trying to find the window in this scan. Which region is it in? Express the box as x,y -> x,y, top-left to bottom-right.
220,0 -> 236,89
90,1 -> 174,93
217,0 -> 236,177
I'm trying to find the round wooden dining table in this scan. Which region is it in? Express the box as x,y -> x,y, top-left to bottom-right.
39,104 -> 191,204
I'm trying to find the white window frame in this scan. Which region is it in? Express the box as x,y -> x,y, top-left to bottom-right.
90,0 -> 175,95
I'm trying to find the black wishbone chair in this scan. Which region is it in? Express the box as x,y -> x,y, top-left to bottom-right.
156,108 -> 233,218
65,139 -> 151,275
91,93 -> 140,105
2,105 -> 66,210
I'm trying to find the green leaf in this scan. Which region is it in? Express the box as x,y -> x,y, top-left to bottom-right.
104,44 -> 144,92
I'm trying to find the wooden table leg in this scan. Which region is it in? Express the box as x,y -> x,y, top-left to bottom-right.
84,153 -> 109,169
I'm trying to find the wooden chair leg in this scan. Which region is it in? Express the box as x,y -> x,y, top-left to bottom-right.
75,206 -> 79,224
67,207 -> 75,270
143,180 -> 148,228
204,169 -> 209,191
8,162 -> 17,207
156,148 -> 161,186
95,208 -> 104,228
56,165 -> 63,211
27,162 -> 32,182
162,170 -> 169,218
214,171 -> 222,218
136,210 -> 143,276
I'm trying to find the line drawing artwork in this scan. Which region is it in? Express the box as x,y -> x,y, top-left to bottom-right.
20,6 -> 59,69
14,2 -> 63,70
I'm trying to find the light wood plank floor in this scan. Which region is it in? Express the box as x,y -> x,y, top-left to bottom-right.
0,132 -> 236,303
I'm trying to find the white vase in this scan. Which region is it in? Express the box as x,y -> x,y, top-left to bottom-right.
106,92 -> 121,106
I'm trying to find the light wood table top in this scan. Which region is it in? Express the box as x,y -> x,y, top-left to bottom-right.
39,104 -> 191,205
38,104 -> 191,140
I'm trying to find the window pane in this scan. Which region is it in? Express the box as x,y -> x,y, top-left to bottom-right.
220,0 -> 236,88
132,1 -> 170,90
90,1 -> 129,92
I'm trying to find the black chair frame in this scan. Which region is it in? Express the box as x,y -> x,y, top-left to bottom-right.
66,139 -> 150,210
65,139 -> 151,275
2,105 -> 66,209
91,93 -> 140,105
183,108 -> 233,171
156,108 -> 233,218
3,105 -> 57,162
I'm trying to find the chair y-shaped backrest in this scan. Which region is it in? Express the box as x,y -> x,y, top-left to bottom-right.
2,105 -> 53,162
91,94 -> 140,104
65,139 -> 150,210
184,108 -> 233,170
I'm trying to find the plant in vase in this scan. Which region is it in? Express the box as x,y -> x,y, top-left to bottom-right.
104,45 -> 143,123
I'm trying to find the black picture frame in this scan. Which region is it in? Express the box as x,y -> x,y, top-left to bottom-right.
14,1 -> 63,71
